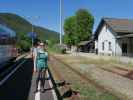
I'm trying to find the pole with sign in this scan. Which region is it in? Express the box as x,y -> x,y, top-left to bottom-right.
28,32 -> 37,46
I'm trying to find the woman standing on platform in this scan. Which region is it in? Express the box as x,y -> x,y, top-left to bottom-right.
32,43 -> 38,73
35,42 -> 48,93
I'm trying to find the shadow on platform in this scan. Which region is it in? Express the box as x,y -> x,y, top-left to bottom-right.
0,58 -> 33,100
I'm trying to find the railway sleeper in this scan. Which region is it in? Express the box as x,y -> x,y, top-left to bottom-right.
55,80 -> 80,99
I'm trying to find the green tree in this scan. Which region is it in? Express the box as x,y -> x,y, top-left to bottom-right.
63,9 -> 94,46
64,16 -> 76,46
75,9 -> 94,43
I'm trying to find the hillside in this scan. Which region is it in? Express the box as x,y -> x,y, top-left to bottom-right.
0,13 -> 59,50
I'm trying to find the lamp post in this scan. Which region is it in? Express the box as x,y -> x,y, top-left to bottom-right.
60,0 -> 63,45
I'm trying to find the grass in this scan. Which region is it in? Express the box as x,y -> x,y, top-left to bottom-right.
72,76 -> 118,100
48,46 -> 67,54
52,54 -> 133,100
127,61 -> 133,67
56,54 -> 133,70
48,46 -> 61,53
49,55 -> 119,100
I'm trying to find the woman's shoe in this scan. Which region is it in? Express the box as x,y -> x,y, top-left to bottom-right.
34,89 -> 38,93
41,88 -> 45,93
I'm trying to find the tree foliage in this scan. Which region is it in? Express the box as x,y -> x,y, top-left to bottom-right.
0,13 -> 59,51
64,9 -> 94,46
64,16 -> 76,46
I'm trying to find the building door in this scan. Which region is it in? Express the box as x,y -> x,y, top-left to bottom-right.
129,38 -> 133,57
122,43 -> 127,56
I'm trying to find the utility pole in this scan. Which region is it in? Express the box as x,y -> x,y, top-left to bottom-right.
60,0 -> 63,45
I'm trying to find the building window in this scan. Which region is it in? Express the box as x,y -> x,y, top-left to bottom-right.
109,42 -> 111,51
102,42 -> 104,51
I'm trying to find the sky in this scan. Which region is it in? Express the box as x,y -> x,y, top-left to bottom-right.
0,0 -> 133,33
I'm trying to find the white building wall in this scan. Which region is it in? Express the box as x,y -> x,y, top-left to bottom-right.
115,40 -> 122,56
95,40 -> 98,49
98,24 -> 116,55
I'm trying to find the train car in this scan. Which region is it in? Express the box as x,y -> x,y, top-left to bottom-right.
0,22 -> 18,67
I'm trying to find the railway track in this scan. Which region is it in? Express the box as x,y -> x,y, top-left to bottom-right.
100,67 -> 133,80
53,54 -> 133,81
49,56 -> 80,100
50,55 -> 121,100
76,54 -> 133,81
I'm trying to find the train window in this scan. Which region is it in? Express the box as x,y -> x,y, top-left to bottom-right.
0,25 -> 16,45
0,37 -> 15,45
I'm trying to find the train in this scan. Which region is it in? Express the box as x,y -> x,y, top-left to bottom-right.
0,22 -> 18,67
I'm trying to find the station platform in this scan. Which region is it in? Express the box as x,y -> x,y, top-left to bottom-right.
28,71 -> 57,100
0,56 -> 57,100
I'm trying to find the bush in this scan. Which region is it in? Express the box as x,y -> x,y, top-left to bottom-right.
48,44 -> 67,54
61,48 -> 66,54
